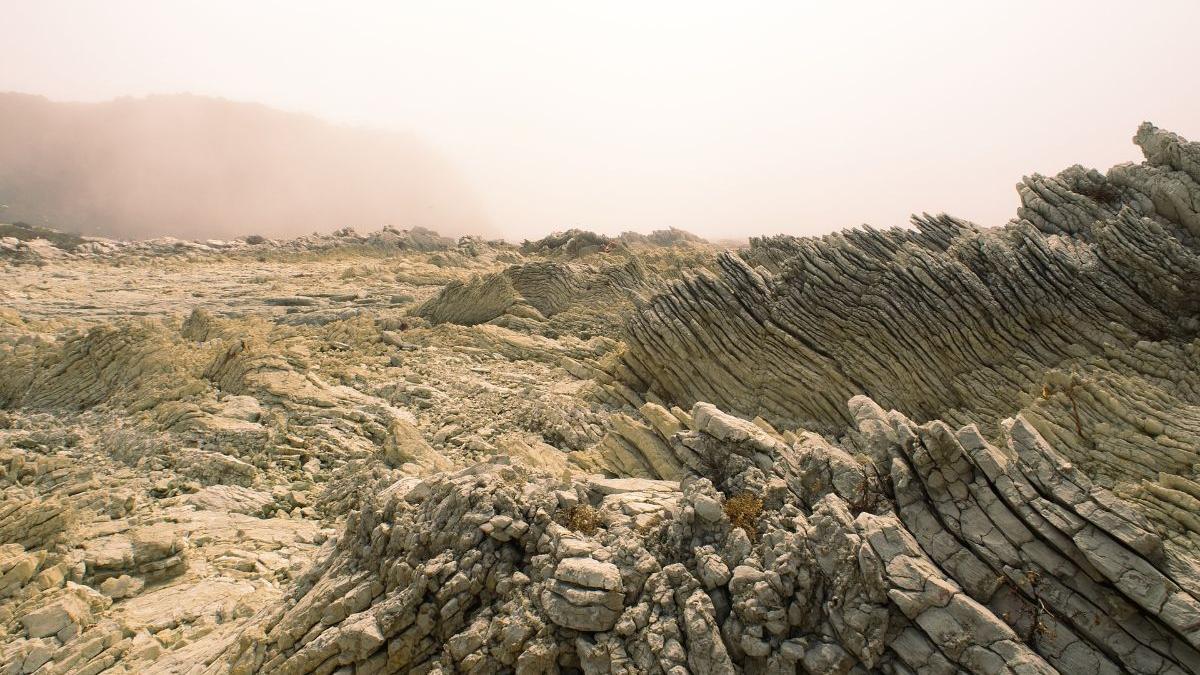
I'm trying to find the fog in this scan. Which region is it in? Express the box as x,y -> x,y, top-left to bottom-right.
2,1 -> 1199,241
0,94 -> 487,239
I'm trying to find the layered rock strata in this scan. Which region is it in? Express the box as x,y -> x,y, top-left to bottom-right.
616,124 -> 1200,548
2,124 -> 1199,673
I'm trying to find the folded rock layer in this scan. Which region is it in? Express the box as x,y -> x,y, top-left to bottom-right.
617,124 -> 1200,540
205,399 -> 1200,674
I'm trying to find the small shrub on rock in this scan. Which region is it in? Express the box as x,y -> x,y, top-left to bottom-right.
724,492 -> 763,541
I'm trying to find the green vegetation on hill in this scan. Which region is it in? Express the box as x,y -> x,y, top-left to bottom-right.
0,222 -> 86,250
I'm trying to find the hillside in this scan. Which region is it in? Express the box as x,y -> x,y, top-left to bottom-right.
0,93 -> 488,239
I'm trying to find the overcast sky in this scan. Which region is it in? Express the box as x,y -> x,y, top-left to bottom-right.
2,0 -> 1198,240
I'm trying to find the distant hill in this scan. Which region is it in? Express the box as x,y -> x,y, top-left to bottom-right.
0,93 -> 489,239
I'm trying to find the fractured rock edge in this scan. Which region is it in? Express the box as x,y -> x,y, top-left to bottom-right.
207,398 -> 1200,675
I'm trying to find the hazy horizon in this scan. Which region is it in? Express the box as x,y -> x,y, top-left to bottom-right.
0,92 -> 490,241
2,1 -> 1199,241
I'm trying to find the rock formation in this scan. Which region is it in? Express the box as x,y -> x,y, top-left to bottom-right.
617,124 -> 1200,553
203,399 -> 1200,674
0,124 -> 1199,673
415,259 -> 652,337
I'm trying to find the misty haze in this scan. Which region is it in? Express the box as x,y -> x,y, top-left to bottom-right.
0,93 -> 488,240
2,2 -> 1200,674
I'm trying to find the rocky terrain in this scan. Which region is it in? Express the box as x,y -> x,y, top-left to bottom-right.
0,123 -> 1198,674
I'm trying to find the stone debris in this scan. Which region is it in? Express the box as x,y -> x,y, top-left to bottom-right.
0,124 -> 1198,673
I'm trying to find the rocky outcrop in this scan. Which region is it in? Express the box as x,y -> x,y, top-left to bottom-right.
0,322 -> 199,411
520,228 -> 708,257
415,259 -> 651,334
80,523 -> 188,585
520,229 -> 616,257
201,396 -> 1200,674
617,124 -> 1200,543
202,335 -> 452,475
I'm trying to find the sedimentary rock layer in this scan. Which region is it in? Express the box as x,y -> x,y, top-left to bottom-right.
617,124 -> 1200,541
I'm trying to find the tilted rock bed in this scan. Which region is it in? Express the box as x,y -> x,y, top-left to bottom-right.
614,123 -> 1200,554
413,258 -> 653,338
620,124 -> 1200,439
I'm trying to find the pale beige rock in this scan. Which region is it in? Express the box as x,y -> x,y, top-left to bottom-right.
1,126 -> 1199,673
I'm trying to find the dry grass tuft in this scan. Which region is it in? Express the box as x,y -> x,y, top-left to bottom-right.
564,504 -> 600,536
724,492 -> 764,541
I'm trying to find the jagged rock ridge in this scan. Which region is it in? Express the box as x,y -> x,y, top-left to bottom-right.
616,123 -> 1200,546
